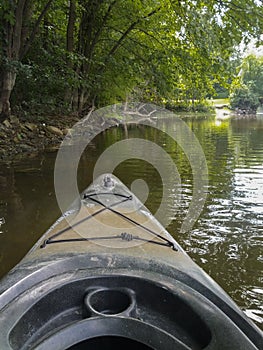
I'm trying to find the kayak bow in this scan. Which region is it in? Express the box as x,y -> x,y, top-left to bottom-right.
0,174 -> 262,350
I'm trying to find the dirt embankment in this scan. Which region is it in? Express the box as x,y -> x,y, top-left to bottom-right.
0,114 -> 81,161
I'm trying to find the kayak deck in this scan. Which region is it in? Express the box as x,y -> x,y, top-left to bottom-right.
39,174 -> 177,251
0,174 -> 262,350
40,199 -> 175,250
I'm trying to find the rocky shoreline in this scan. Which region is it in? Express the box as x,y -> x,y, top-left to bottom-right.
0,114 -> 81,162
0,112 -> 124,162
0,107 -> 258,162
0,104 -> 161,162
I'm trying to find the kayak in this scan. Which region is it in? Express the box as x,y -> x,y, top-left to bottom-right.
0,174 -> 262,350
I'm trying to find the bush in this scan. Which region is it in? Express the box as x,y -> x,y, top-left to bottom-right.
230,87 -> 260,113
166,100 -> 213,113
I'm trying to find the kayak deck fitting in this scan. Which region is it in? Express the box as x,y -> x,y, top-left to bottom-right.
0,174 -> 262,350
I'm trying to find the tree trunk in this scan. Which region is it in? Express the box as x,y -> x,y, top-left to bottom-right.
0,0 -> 54,119
78,90 -> 86,113
20,0 -> 54,59
65,0 -> 76,109
0,0 -> 26,119
0,71 -> 17,120
67,0 -> 76,53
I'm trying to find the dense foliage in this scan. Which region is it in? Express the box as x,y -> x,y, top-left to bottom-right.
0,0 -> 263,118
230,86 -> 260,112
230,54 -> 263,112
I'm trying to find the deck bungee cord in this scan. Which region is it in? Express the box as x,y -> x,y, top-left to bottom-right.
41,192 -> 177,250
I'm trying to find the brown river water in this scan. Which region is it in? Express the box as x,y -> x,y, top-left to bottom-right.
0,114 -> 262,329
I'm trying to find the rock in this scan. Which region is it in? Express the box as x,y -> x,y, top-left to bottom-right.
14,132 -> 24,143
19,144 -> 36,152
46,125 -> 64,136
63,128 -> 72,135
24,122 -> 38,132
45,145 -> 60,153
10,115 -> 20,124
3,119 -> 11,128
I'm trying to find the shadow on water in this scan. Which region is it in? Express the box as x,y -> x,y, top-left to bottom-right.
0,115 -> 262,329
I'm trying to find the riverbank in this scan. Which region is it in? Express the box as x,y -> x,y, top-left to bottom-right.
0,111 -> 124,162
0,104 -> 163,161
0,105 -> 258,162
0,114 -> 80,162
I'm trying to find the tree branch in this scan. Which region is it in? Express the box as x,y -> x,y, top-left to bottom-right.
20,0 -> 54,59
90,0 -> 117,54
105,7 -> 161,62
104,26 -> 158,52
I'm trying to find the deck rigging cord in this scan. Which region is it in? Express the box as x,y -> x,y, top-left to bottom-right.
41,192 -> 177,250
